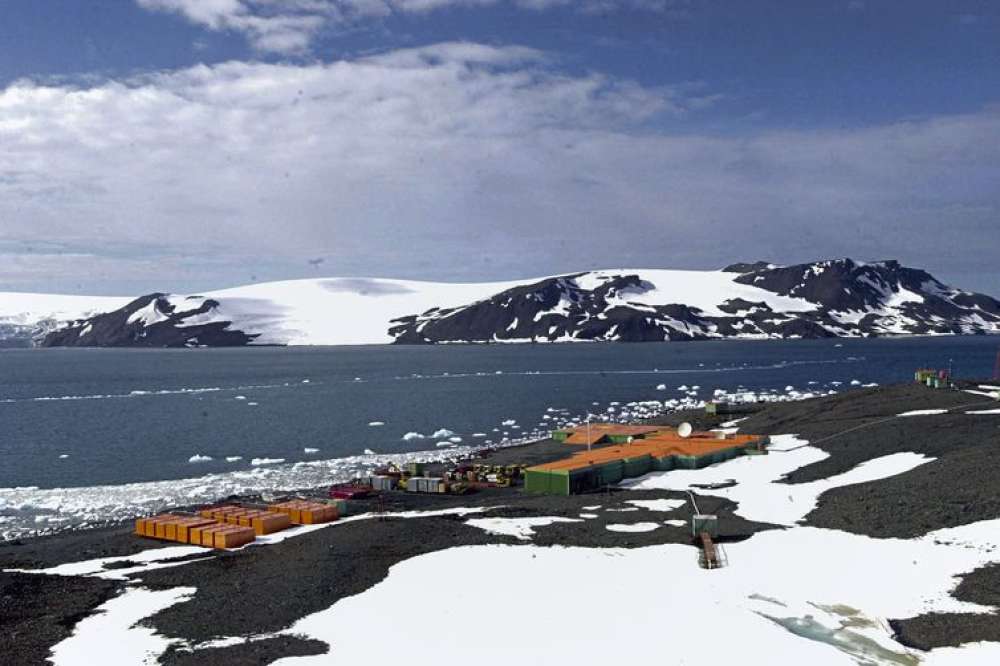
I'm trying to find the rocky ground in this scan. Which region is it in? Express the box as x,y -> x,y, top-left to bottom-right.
2,381 -> 999,663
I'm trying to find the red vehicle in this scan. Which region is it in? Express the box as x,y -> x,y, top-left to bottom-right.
328,483 -> 375,500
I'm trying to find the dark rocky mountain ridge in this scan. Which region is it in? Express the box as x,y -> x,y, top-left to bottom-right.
35,259 -> 1000,347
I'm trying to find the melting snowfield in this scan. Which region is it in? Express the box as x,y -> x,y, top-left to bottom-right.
621,434 -> 933,526
258,525 -> 1000,666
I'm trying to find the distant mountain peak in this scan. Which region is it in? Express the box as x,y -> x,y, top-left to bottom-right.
1,259 -> 996,348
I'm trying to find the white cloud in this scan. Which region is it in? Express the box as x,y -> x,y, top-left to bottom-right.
137,0 -> 687,53
1,42 -> 998,293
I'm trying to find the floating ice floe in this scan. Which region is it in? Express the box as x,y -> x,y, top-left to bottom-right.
431,428 -> 454,438
188,455 -> 212,463
363,448 -> 376,455
436,441 -> 456,448
501,419 -> 516,427
656,384 -> 667,391
304,448 -> 319,454
368,421 -> 385,427
250,458 -> 285,466
402,432 -> 425,441
225,456 -> 243,463
234,396 -> 247,401
58,454 -> 69,459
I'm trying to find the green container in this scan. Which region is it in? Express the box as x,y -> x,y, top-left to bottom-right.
676,455 -> 698,470
622,454 -> 652,479
596,460 -> 624,485
552,431 -> 570,442
652,455 -> 676,471
525,469 -> 570,495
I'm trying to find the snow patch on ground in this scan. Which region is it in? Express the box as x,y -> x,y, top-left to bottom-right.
605,522 -> 660,533
465,517 -> 582,541
622,436 -> 933,526
262,519 -> 1000,665
897,409 -> 948,417
49,586 -> 196,666
625,499 -> 685,512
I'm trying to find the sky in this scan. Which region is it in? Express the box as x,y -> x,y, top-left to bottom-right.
0,0 -> 998,296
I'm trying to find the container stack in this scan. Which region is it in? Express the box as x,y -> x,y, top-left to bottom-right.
199,506 -> 293,535
405,477 -> 446,493
369,475 -> 396,491
134,513 -> 256,549
268,500 -> 338,525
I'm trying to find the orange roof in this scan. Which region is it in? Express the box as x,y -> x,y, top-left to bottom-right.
560,424 -> 665,445
532,431 -> 763,472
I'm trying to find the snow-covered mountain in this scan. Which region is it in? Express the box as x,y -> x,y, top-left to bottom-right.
7,259 -> 1000,348
0,293 -> 131,347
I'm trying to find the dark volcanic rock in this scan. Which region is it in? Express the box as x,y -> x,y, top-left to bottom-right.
722,261 -> 773,273
41,294 -> 259,348
388,259 -> 1000,344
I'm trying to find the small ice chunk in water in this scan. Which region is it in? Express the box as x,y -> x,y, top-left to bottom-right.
304,448 -> 319,454
437,441 -> 456,448
850,379 -> 862,386
501,419 -> 516,426
251,457 -> 285,466
368,421 -> 385,427
449,436 -> 462,443
656,384 -> 666,390
58,454 -> 69,459
472,433 -> 487,438
402,432 -> 425,441
302,379 -> 311,383
364,448 -> 376,455
226,456 -> 243,462
188,454 -> 213,463
432,428 -> 455,438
